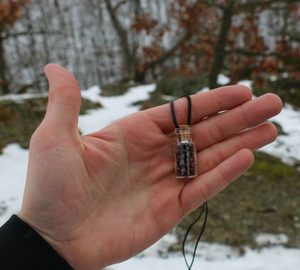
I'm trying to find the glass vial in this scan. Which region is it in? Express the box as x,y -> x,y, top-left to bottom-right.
175,125 -> 197,179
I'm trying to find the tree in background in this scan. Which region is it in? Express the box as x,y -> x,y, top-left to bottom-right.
104,0 -> 208,82
0,0 -> 300,96
128,0 -> 218,82
0,0 -> 29,94
128,0 -> 300,91
225,1 -> 300,93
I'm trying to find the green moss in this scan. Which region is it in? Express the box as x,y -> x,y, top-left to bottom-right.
253,78 -> 300,108
252,152 -> 294,179
134,75 -> 208,110
101,82 -> 139,97
132,91 -> 167,110
80,98 -> 102,114
156,75 -> 207,96
0,97 -> 102,153
0,98 -> 46,152
174,151 -> 300,251
272,121 -> 288,136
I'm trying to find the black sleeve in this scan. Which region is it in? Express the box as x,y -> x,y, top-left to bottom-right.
0,215 -> 73,270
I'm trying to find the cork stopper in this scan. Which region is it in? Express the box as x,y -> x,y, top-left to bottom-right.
175,125 -> 191,142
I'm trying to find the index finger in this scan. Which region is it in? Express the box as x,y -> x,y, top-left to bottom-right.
145,85 -> 252,133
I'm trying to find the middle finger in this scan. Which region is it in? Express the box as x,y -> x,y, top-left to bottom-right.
192,93 -> 282,151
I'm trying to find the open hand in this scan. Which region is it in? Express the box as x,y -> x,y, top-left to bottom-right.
19,64 -> 282,270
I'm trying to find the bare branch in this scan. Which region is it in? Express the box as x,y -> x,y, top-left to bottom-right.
104,0 -> 135,79
113,0 -> 127,12
201,0 -> 226,11
226,48 -> 277,57
145,32 -> 191,71
237,0 -> 300,12
1,31 -> 61,40
209,0 -> 236,89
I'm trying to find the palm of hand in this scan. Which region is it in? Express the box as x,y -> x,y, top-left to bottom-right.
22,113 -> 184,268
19,64 -> 282,270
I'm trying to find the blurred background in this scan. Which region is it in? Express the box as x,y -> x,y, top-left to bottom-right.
1,0 -> 300,269
1,0 -> 300,95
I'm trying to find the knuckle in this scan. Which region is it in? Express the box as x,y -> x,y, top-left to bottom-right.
198,179 -> 212,199
29,126 -> 44,148
218,165 -> 231,185
237,133 -> 248,150
205,147 -> 224,171
207,120 -> 223,143
214,92 -> 224,112
47,89 -> 55,105
239,104 -> 253,126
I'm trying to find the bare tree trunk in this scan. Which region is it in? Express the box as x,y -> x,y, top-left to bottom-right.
39,5 -> 51,64
0,37 -> 9,94
24,7 -> 40,91
104,0 -> 136,81
209,0 -> 236,89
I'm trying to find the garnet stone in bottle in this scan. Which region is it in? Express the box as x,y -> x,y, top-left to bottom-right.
175,125 -> 197,179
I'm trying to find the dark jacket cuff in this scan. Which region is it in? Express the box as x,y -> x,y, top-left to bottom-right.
0,215 -> 73,270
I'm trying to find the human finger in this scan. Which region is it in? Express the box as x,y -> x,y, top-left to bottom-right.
196,122 -> 277,174
43,63 -> 81,132
180,149 -> 254,215
193,93 -> 282,150
145,85 -> 252,133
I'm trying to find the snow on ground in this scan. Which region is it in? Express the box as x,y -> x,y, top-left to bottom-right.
79,84 -> 155,133
0,83 -> 300,269
0,144 -> 28,225
255,233 -> 289,246
110,228 -> 300,270
218,74 -> 231,85
110,246 -> 300,270
262,103 -> 300,164
0,92 -> 48,102
220,77 -> 300,164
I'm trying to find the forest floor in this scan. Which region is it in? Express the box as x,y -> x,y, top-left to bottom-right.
0,79 -> 300,269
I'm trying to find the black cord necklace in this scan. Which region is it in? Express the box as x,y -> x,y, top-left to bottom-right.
170,96 -> 208,270
171,95 -> 196,178
182,202 -> 208,270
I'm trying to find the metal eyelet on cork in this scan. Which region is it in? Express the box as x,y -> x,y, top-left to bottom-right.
170,95 -> 197,179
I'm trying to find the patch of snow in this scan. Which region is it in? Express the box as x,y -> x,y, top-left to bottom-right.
199,87 -> 210,92
111,246 -> 300,270
161,95 -> 174,102
0,92 -> 48,102
255,233 -> 289,246
183,242 -> 240,261
270,75 -> 277,82
236,79 -> 300,164
261,104 -> 300,164
0,144 -> 27,225
238,80 -> 253,90
138,232 -> 178,258
218,74 -> 230,85
134,233 -> 240,261
79,84 -> 156,133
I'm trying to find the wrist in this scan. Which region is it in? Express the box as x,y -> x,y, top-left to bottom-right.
43,236 -> 107,270
17,213 -> 89,270
1,215 -> 73,269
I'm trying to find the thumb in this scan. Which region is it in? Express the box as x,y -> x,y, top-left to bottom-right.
43,63 -> 81,132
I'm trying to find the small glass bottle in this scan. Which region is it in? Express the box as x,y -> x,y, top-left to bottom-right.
175,125 -> 197,179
